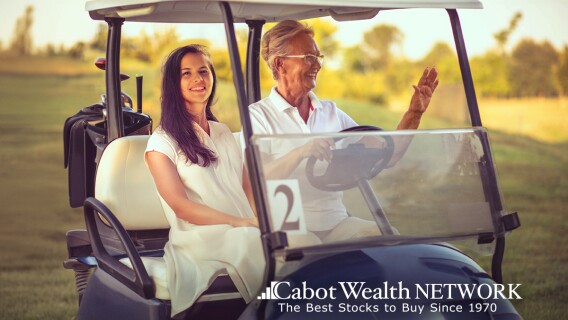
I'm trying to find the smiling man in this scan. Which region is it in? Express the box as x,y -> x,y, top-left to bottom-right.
246,20 -> 439,243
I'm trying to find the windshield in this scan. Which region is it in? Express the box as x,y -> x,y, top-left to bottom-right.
251,127 -> 505,252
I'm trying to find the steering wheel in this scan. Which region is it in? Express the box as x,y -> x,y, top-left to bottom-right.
305,126 -> 395,192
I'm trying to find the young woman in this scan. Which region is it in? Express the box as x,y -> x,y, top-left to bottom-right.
145,44 -> 263,317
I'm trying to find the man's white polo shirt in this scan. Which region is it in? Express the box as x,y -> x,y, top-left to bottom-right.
246,87 -> 358,231
248,87 -> 356,134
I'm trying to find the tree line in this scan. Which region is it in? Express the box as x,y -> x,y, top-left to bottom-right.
4,5 -> 567,99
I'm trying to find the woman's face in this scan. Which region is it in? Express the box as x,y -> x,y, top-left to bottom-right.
179,52 -> 214,114
277,33 -> 322,95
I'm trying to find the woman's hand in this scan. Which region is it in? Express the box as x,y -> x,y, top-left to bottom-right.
231,217 -> 259,228
408,67 -> 439,115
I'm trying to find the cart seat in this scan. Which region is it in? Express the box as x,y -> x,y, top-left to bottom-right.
92,135 -> 243,308
119,256 -> 169,299
119,256 -> 238,301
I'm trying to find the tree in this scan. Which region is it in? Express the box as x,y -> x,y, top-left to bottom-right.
471,51 -> 511,97
362,24 -> 403,71
90,23 -> 107,51
509,39 -> 559,97
44,43 -> 57,57
343,46 -> 367,72
119,26 -> 181,63
10,5 -> 34,55
151,27 -> 180,61
420,42 -> 461,84
311,18 -> 339,58
556,45 -> 568,96
68,42 -> 86,59
343,24 -> 403,73
341,24 -> 405,105
493,12 -> 523,55
132,29 -> 153,62
466,12 -> 523,97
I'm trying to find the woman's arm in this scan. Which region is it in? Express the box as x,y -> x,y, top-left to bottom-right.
146,151 -> 258,227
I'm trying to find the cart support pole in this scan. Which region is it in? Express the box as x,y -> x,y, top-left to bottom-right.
448,11 -> 509,282
447,9 -> 482,127
492,236 -> 505,283
220,3 -> 274,318
219,3 -> 253,140
246,20 -> 265,105
358,180 -> 395,235
105,18 -> 125,142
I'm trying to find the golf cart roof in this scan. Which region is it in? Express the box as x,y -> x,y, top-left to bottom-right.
86,0 -> 482,23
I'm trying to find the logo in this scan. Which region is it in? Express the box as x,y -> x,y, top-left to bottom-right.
257,281 -> 338,300
256,281 -> 522,315
257,281 -> 289,300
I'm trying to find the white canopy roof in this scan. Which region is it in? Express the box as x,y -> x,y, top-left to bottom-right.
86,0 -> 482,23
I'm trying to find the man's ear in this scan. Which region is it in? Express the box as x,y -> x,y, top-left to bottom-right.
274,57 -> 285,75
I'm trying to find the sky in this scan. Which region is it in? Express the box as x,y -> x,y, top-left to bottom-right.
1,0 -> 567,60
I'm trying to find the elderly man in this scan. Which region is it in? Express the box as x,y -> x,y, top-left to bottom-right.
247,20 -> 439,243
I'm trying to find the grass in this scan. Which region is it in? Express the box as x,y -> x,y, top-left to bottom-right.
486,133 -> 568,319
0,74 -> 91,320
0,57 -> 566,319
479,97 -> 568,143
340,93 -> 568,320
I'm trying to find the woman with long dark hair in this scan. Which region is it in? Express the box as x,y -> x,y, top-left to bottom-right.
145,44 -> 263,317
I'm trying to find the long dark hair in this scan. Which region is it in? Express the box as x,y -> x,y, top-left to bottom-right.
160,44 -> 218,167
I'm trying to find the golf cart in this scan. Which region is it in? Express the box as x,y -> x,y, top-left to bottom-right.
62,0 -> 522,319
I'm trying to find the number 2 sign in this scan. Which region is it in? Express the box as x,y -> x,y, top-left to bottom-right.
265,180 -> 306,234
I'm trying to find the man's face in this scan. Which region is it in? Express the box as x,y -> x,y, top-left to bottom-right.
277,33 -> 322,94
